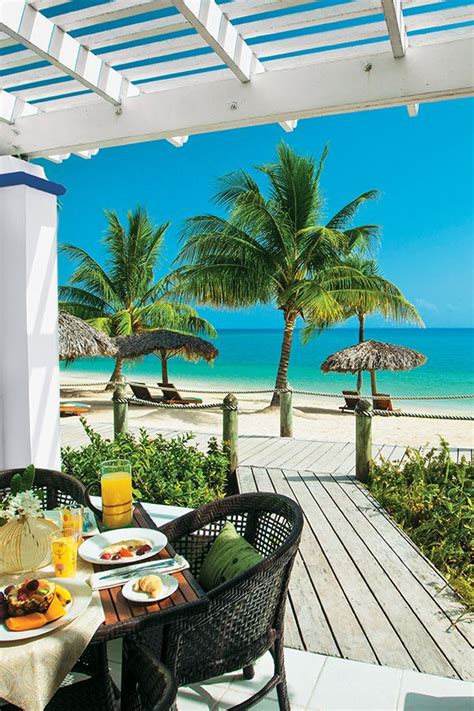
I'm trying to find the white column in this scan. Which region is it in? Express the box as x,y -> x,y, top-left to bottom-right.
0,156 -> 65,470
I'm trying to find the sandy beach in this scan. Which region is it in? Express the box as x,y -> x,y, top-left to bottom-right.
60,374 -> 474,449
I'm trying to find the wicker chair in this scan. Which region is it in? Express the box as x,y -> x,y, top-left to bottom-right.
0,467 -> 86,509
126,643 -> 178,711
123,492 -> 303,711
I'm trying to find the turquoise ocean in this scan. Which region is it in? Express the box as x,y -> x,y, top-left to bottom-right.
61,328 -> 474,413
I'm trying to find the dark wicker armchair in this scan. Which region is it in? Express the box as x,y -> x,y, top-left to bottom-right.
126,644 -> 178,711
0,467 -> 86,509
123,492 -> 303,711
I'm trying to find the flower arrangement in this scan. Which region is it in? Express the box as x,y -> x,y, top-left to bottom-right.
0,465 -> 44,526
0,465 -> 59,573
3,490 -> 43,521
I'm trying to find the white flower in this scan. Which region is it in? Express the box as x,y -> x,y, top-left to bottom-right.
5,491 -> 43,520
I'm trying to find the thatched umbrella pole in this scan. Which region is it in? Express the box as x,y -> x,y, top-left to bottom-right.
370,369 -> 377,396
159,348 -> 169,384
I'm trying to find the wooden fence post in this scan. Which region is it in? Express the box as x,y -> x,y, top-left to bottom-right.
280,387 -> 293,438
113,378 -> 128,438
223,393 -> 238,476
355,399 -> 372,482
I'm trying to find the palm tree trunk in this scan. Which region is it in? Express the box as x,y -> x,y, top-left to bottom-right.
271,311 -> 297,407
356,313 -> 365,394
106,356 -> 123,390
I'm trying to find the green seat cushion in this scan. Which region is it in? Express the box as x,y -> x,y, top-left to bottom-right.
198,521 -> 263,591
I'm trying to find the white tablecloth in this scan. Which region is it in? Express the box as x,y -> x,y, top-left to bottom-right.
0,558 -> 104,711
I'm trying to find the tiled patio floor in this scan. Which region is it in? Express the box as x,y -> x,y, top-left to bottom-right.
107,639 -> 472,710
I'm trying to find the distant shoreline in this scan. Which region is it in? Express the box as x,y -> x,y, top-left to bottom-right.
60,327 -> 474,414
60,368 -> 472,417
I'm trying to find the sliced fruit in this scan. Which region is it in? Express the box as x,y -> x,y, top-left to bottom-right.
44,595 -> 66,622
6,613 -> 47,631
55,585 -> 72,606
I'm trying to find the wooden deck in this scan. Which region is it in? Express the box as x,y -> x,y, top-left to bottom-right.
61,420 -> 473,681
237,462 -> 473,683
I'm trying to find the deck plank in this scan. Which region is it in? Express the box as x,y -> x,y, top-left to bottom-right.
241,464 -> 472,680
299,469 -> 463,678
282,469 -> 419,670
261,467 -> 369,660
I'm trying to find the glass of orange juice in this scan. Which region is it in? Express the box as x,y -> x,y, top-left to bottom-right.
51,531 -> 78,577
100,459 -> 133,530
61,505 -> 84,545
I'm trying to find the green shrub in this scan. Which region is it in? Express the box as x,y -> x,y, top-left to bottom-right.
61,419 -> 229,509
367,439 -> 473,610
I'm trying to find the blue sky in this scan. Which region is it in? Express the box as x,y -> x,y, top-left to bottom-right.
42,96 -> 474,330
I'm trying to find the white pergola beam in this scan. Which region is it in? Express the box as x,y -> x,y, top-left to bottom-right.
169,0 -> 263,82
280,120 -> 298,133
166,136 -> 189,148
0,1 -> 139,105
2,36 -> 472,158
0,88 -> 38,124
74,149 -> 100,159
44,153 -> 71,163
381,0 -> 408,58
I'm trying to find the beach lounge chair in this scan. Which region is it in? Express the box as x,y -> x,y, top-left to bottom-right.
129,382 -> 163,404
339,390 -> 360,412
372,393 -> 397,411
157,382 -> 202,405
60,402 -> 91,417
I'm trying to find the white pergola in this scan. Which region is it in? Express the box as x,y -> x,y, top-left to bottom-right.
0,0 -> 472,469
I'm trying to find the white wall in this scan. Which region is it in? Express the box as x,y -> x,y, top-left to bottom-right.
0,156 -> 61,470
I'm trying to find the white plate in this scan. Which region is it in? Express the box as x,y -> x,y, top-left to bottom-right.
122,573 -> 179,603
0,578 -> 92,642
78,528 -> 167,566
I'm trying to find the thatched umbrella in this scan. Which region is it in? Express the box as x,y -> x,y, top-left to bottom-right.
320,339 -> 426,395
115,329 -> 218,384
58,311 -> 117,363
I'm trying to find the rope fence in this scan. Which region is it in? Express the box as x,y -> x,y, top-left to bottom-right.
127,396 -> 228,411
61,379 -> 474,402
66,377 -> 473,483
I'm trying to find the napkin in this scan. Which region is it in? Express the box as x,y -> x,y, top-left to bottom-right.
89,554 -> 189,590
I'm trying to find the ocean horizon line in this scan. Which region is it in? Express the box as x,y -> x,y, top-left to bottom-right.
200,326 -> 474,333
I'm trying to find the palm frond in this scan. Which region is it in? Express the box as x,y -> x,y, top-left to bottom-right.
214,169 -> 262,208
58,285 -> 112,314
326,190 -> 380,230
60,243 -> 120,306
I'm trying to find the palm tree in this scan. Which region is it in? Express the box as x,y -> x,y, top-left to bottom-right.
59,206 -> 216,384
173,142 -> 382,405
330,255 -> 424,392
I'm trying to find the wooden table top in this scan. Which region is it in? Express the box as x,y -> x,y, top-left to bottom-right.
93,502 -> 206,641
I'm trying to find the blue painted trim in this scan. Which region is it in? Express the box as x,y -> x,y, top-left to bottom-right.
0,171 -> 66,196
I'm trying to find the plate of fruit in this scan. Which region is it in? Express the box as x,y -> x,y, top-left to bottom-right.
0,577 -> 92,641
78,528 -> 167,565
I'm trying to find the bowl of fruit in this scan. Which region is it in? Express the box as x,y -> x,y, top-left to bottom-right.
78,528 -> 167,566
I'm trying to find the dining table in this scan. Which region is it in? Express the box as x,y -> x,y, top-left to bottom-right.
90,502 -> 207,642
0,502 -> 207,710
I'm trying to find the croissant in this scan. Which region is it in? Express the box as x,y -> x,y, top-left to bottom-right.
132,574 -> 163,598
